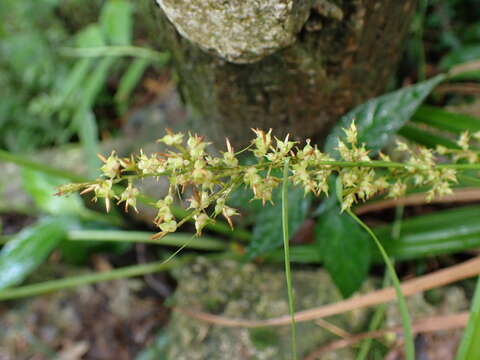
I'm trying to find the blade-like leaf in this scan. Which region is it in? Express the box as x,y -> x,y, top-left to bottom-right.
398,124 -> 460,149
75,56 -> 116,175
115,57 -> 150,113
456,276 -> 480,360
314,205 -> 371,298
324,75 -> 446,156
100,0 -> 133,46
271,205 -> 480,265
0,218 -> 68,289
374,205 -> 480,261
412,105 -> 480,134
440,46 -> 480,70
21,169 -> 87,216
247,184 -> 311,258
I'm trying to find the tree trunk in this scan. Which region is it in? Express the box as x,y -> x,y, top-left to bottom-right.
152,0 -> 417,148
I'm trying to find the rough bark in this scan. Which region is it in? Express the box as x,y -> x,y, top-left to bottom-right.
153,0 -> 417,148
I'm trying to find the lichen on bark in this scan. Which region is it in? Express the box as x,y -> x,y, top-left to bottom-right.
155,0 -> 312,63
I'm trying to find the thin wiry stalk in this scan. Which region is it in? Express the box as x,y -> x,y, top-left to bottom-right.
282,159 -> 297,360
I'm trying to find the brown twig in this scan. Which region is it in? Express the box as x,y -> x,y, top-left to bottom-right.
303,312 -> 469,360
355,187 -> 480,215
176,256 -> 480,328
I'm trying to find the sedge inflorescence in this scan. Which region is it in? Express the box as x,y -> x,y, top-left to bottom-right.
57,124 -> 480,239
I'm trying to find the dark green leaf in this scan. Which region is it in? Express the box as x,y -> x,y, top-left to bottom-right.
440,46 -> 480,70
247,185 -> 310,258
271,206 -> 480,265
324,75 -> 446,156
316,76 -> 446,296
412,105 -> 480,134
265,245 -> 323,264
373,205 -> 480,261
315,206 -> 371,298
0,218 -> 68,289
398,124 -> 460,149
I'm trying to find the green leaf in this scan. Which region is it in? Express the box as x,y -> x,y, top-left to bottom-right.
247,184 -> 311,258
75,109 -> 101,176
412,105 -> 480,134
316,76 -> 446,296
75,56 -> 117,175
75,24 -> 106,48
314,206 -> 371,298
271,206 -> 480,265
440,46 -> 480,70
115,57 -> 150,113
21,169 -> 87,216
0,218 -> 68,289
56,58 -> 93,108
100,0 -> 133,46
374,205 -> 480,261
324,75 -> 446,156
456,276 -> 480,360
398,124 -> 460,149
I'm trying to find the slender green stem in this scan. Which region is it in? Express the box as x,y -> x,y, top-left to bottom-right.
347,209 -> 414,360
282,159 -> 297,360
69,230 -> 227,250
356,270 -> 390,360
360,206 -> 402,360
1,229 -> 229,251
313,159 -> 480,171
0,257 -> 189,301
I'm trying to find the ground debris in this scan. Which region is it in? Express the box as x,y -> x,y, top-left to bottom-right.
0,274 -> 167,360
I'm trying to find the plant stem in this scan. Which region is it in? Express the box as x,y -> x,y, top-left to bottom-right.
356,269 -> 390,360
347,210 -> 415,360
69,230 -> 227,250
282,159 -> 297,360
0,256 -> 190,301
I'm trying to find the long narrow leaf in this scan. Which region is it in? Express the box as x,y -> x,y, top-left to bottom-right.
456,276 -> 480,360
0,257 -> 188,301
412,105 -> 480,134
0,218 -> 69,290
100,0 -> 133,46
399,124 -> 460,149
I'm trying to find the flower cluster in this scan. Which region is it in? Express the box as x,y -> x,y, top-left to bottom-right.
57,124 -> 479,238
